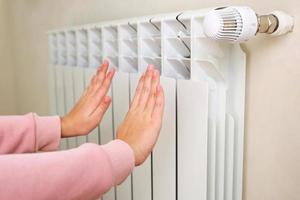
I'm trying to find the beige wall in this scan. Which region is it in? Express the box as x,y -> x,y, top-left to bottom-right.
0,0 -> 16,114
2,0 -> 300,199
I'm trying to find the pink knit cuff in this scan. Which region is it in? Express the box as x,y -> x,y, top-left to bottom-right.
33,114 -> 61,151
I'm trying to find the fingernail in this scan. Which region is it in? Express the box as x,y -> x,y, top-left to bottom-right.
148,64 -> 153,70
104,96 -> 111,103
103,59 -> 109,65
111,68 -> 116,74
107,71 -> 112,77
108,68 -> 116,77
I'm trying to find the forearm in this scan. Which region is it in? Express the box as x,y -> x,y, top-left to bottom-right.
0,140 -> 134,200
0,113 -> 61,154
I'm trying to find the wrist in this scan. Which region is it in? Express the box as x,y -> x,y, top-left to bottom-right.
61,116 -> 72,138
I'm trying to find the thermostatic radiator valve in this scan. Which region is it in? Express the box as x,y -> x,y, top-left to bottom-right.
203,6 -> 294,43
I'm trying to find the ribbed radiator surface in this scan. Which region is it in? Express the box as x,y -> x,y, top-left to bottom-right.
48,8 -> 245,200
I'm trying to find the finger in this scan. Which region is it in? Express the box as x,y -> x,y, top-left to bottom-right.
130,74 -> 145,110
88,60 -> 110,96
96,60 -> 109,85
74,60 -> 109,112
86,75 -> 97,94
73,89 -> 88,109
145,69 -> 160,113
138,65 -> 154,108
90,68 -> 115,110
79,75 -> 97,105
152,85 -> 165,122
90,95 -> 112,123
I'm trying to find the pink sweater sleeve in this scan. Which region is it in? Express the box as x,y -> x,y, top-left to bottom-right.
0,114 -> 135,199
0,140 -> 134,200
0,113 -> 61,154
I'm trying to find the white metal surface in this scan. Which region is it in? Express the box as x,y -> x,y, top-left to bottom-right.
152,77 -> 176,200
215,87 -> 226,200
225,114 -> 235,200
177,79 -> 209,200
48,66 -> 57,115
48,7 -> 246,200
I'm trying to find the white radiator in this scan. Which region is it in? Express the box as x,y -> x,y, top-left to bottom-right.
47,8 -> 245,200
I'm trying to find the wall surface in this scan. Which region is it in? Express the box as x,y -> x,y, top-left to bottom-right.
4,0 -> 300,199
0,0 -> 16,114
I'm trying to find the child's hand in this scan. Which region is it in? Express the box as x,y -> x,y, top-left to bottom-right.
117,65 -> 165,166
61,60 -> 115,138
